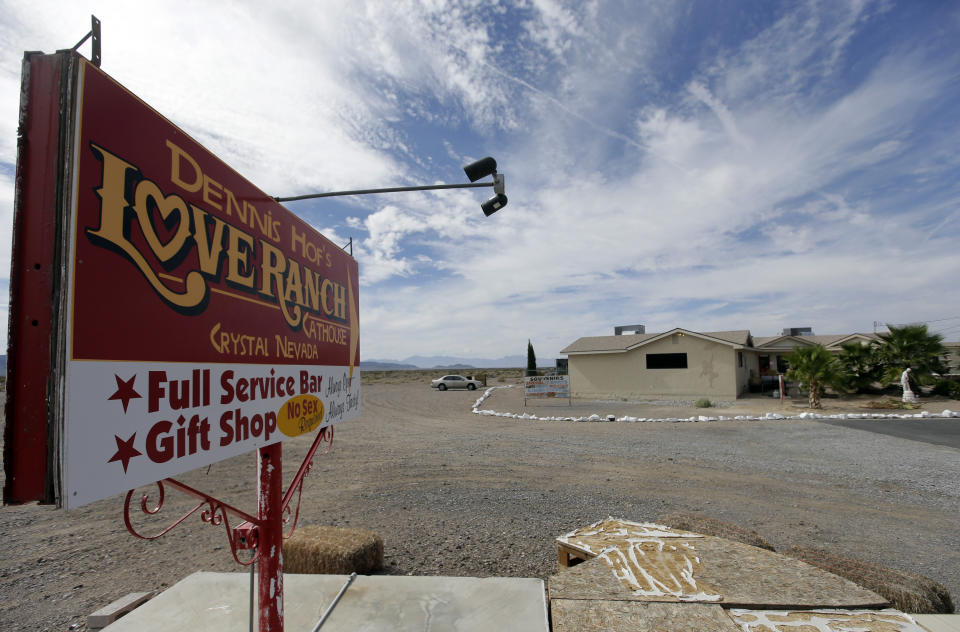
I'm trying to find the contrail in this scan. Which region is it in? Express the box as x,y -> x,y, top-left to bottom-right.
926,208 -> 957,242
474,56 -> 702,179
480,60 -> 650,152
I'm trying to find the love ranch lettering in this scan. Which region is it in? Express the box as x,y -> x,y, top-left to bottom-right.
85,141 -> 349,331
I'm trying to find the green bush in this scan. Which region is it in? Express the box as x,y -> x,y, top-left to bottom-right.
932,379 -> 960,400
694,398 -> 712,408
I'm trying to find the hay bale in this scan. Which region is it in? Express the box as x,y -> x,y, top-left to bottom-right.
656,512 -> 775,551
283,525 -> 383,574
785,546 -> 954,614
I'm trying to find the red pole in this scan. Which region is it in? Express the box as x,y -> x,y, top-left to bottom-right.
258,442 -> 284,631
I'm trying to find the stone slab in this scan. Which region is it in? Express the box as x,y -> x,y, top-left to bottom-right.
88,591 -> 155,629
552,519 -> 886,608
729,608 -> 928,631
549,537 -> 888,609
103,571 -> 549,631
551,599 -> 740,632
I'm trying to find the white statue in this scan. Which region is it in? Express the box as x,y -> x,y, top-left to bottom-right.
901,368 -> 917,403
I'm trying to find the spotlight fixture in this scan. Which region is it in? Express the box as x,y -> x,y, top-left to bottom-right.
481,193 -> 508,216
463,156 -> 498,182
463,157 -> 508,216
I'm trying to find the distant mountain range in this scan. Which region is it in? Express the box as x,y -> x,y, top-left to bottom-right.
362,354 -> 529,370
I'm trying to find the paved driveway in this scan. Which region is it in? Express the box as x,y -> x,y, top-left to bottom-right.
818,418 -> 960,449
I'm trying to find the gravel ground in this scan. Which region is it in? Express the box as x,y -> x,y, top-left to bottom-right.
1,383 -> 958,631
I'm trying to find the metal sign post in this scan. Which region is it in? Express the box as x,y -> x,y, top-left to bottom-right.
122,420 -> 336,631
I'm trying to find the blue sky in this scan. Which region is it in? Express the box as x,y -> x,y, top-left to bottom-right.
1,1 -> 959,363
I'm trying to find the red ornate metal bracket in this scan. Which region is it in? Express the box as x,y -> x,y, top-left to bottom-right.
123,426 -> 335,567
282,424 -> 334,538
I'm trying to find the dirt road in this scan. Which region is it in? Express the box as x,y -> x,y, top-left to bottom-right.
1,383 -> 958,630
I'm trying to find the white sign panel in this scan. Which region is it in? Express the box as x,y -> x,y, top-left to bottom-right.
63,363 -> 360,508
524,375 -> 570,399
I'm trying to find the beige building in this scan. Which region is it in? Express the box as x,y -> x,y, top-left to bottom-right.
752,333 -> 880,377
562,327 -> 958,401
945,343 -> 960,376
561,329 -> 756,401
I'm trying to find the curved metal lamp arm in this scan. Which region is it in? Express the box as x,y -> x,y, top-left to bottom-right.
274,181 -> 493,203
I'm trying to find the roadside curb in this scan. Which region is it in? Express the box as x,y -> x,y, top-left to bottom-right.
471,386 -> 960,423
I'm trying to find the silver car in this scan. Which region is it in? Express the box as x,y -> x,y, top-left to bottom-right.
431,375 -> 482,391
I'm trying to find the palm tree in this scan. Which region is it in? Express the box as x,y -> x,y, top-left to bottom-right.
786,345 -> 843,409
877,324 -> 949,393
836,341 -> 883,393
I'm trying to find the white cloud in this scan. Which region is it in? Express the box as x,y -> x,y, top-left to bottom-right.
0,0 -> 957,361
0,172 -> 12,281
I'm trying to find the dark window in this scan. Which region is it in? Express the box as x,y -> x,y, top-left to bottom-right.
759,355 -> 770,371
777,356 -> 789,373
738,351 -> 743,368
646,353 -> 688,369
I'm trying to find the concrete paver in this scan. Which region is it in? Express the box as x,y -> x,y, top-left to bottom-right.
103,571 -> 549,631
915,614 -> 960,632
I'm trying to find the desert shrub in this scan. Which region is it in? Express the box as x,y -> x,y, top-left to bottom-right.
864,398 -> 921,410
932,379 -> 960,399
694,398 -> 712,408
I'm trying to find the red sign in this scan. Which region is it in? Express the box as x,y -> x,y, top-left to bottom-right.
4,53 -> 361,508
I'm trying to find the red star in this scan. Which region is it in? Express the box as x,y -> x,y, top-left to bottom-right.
107,433 -> 141,473
108,374 -> 142,413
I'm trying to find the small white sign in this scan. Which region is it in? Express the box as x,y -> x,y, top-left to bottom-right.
524,375 -> 570,399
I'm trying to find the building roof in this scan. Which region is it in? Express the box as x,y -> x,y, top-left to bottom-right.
561,328 -> 891,356
753,333 -> 880,349
561,328 -> 752,354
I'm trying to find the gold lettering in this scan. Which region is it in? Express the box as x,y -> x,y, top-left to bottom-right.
88,144 -> 206,309
331,281 -> 346,319
90,142 -> 347,332
321,278 -> 347,320
225,188 -> 244,220
291,224 -> 306,255
210,322 -> 223,352
260,241 -> 302,328
166,140 -> 202,193
132,180 -> 191,262
191,205 -> 226,276
211,322 -> 269,357
202,174 -> 223,211
226,228 -> 256,288
284,260 -> 305,309
303,267 -> 321,312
